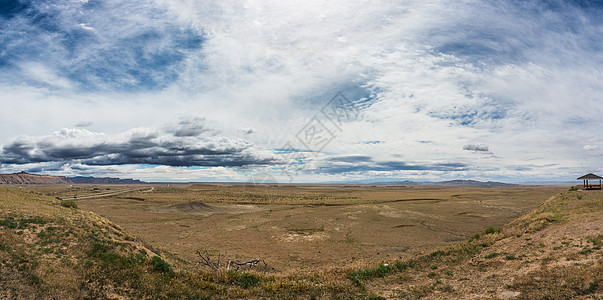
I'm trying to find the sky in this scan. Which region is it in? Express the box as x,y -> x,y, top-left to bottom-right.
0,0 -> 602,183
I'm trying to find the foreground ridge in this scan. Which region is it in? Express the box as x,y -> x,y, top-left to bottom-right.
0,187 -> 601,298
364,190 -> 603,299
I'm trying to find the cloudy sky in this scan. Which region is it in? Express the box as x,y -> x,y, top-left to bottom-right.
0,0 -> 602,183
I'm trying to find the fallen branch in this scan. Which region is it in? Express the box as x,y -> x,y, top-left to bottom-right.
227,258 -> 267,270
196,249 -> 269,272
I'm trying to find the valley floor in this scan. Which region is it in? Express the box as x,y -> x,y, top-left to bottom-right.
0,185 -> 601,299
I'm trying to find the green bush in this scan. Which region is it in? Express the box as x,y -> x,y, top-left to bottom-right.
60,199 -> 78,208
348,264 -> 391,284
152,256 -> 172,275
0,217 -> 17,229
0,216 -> 47,229
577,281 -> 599,295
237,272 -> 260,288
469,233 -> 480,242
484,226 -> 501,235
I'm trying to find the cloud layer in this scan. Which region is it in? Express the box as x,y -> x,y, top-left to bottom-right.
0,0 -> 602,182
0,0 -> 204,91
0,118 -> 277,168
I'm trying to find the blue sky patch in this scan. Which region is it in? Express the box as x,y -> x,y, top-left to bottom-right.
0,0 -> 205,92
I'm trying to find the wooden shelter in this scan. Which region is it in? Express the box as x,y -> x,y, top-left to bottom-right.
577,173 -> 603,190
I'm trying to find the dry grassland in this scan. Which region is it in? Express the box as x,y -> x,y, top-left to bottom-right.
42,184 -> 564,271
2,184 -> 602,299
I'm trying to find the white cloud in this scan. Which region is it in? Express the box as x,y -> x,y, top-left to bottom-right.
0,0 -> 601,182
78,23 -> 94,31
583,145 -> 600,151
19,62 -> 73,89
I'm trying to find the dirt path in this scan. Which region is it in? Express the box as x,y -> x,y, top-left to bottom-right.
61,186 -> 154,200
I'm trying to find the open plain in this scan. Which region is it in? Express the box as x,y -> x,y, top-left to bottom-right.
30,184 -> 565,271
3,184 -> 603,298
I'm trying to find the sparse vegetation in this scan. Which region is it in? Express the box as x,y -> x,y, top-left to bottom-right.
505,254 -> 516,260
484,226 -> 501,235
348,264 -> 393,284
151,256 -> 173,275
60,199 -> 78,208
2,185 -> 601,298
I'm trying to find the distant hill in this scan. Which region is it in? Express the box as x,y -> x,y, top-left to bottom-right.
0,172 -> 145,185
368,179 -> 516,186
0,171 -> 72,185
436,179 -> 516,187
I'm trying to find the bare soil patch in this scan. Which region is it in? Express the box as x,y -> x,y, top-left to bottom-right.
152,201 -> 261,216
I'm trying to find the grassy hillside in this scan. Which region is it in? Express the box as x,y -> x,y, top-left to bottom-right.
1,187 -> 601,299
360,190 -> 603,299
0,188 -> 198,298
0,188 -> 362,299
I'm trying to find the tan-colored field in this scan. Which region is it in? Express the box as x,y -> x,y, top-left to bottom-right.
30,184 -> 565,272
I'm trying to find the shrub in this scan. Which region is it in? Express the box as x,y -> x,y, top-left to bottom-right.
0,217 -> 18,229
348,264 -> 391,283
588,234 -> 603,247
469,233 -> 480,242
0,217 -> 47,229
484,226 -> 501,235
87,243 -> 112,257
152,256 -> 172,275
60,200 -> 78,209
237,272 -> 260,288
577,281 -> 599,295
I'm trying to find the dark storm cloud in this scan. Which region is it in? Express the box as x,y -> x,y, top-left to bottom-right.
328,155 -> 373,163
319,155 -> 467,174
463,144 -> 490,152
0,121 -> 277,167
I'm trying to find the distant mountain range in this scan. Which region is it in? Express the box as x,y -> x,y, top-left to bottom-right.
374,180 -> 513,187
0,172 -> 562,186
428,180 -> 516,187
323,179 -> 518,186
0,172 -> 146,185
